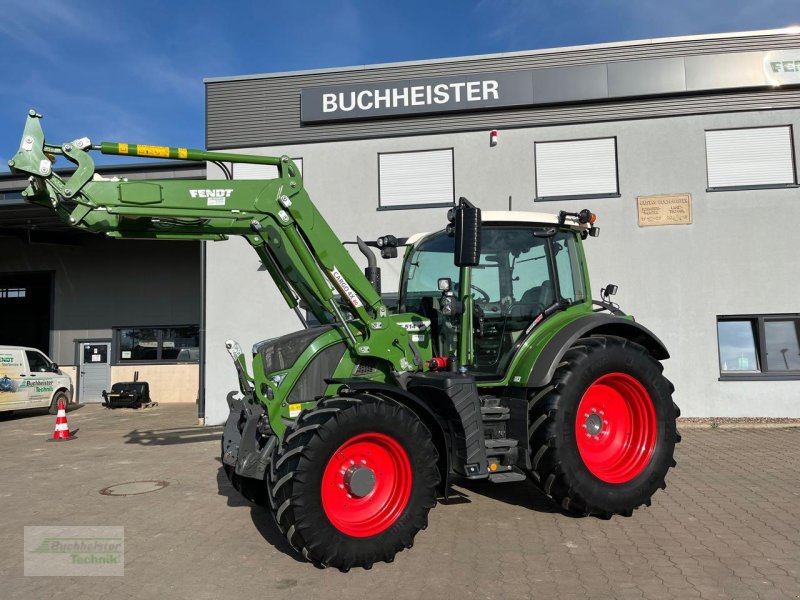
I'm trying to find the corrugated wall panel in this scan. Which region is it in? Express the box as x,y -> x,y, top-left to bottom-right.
207,33 -> 800,149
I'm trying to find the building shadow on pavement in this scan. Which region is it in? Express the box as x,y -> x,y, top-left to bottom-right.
124,426 -> 224,446
0,403 -> 84,421
214,463 -> 305,563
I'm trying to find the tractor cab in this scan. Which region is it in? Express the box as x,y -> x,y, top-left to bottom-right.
399,210 -> 593,379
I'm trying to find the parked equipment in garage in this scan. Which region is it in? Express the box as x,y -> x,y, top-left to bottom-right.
10,111 -> 679,571
102,372 -> 154,409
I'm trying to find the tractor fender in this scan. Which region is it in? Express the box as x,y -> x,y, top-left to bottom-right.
526,313 -> 670,388
334,379 -> 452,495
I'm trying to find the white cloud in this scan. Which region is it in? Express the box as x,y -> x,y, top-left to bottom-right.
472,0 -> 800,49
129,55 -> 204,107
0,0 -> 110,63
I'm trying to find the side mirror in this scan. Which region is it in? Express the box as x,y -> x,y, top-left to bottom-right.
449,197 -> 481,267
601,284 -> 618,301
51,363 -> 59,373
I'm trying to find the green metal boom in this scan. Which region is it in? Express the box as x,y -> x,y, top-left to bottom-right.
9,110 -> 428,374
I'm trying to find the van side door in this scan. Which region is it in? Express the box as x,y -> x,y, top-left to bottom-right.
24,350 -> 55,406
0,349 -> 29,409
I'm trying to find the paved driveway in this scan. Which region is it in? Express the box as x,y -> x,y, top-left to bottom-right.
0,404 -> 798,599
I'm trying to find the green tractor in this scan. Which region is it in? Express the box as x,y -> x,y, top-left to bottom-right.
10,111 -> 679,571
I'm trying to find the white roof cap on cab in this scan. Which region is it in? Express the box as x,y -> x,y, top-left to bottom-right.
405,210 -> 591,246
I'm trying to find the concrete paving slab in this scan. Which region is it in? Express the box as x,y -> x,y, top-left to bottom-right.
0,404 -> 798,599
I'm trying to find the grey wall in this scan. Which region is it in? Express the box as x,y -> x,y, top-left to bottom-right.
206,31 -> 800,148
0,236 -> 201,365
204,106 -> 800,423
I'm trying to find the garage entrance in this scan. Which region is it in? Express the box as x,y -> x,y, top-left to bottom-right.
0,272 -> 52,353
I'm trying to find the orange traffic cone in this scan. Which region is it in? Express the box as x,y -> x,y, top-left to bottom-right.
52,398 -> 72,441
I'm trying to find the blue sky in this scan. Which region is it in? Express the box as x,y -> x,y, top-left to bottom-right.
1,0 -> 798,172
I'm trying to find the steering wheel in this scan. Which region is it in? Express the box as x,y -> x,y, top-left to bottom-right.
471,284 -> 491,303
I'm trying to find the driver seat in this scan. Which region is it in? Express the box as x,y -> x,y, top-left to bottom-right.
504,280 -> 554,333
520,280 -> 554,311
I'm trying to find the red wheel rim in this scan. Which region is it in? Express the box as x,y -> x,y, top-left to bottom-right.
321,432 -> 412,537
575,373 -> 657,484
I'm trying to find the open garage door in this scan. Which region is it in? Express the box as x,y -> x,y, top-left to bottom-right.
0,272 -> 52,354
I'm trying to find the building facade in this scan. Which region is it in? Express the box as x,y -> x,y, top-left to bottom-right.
202,29 -> 800,424
0,162 -> 205,406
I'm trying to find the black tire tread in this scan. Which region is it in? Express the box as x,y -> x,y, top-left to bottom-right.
528,335 -> 680,518
48,391 -> 68,415
267,393 -> 439,571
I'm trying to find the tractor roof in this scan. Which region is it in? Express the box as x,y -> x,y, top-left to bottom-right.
405,210 -> 590,246
482,211 -> 588,228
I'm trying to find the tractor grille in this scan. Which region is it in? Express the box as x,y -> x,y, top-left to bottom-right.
353,360 -> 379,375
256,325 -> 334,374
287,342 -> 347,404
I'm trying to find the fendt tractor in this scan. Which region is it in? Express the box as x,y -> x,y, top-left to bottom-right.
10,111 -> 679,571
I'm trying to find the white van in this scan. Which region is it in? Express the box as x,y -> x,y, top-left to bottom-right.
0,346 -> 74,415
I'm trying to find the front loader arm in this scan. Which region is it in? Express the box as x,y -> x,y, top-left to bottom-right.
9,110 -> 427,375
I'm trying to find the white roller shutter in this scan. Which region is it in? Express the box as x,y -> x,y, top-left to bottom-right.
706,127 -> 795,188
234,158 -> 302,180
379,149 -> 454,209
535,138 -> 618,199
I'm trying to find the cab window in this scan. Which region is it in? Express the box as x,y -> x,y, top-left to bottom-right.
401,233 -> 459,314
25,350 -> 51,372
552,232 -> 586,304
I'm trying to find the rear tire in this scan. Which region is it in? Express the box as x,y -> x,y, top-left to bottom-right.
528,335 -> 679,517
268,394 -> 439,571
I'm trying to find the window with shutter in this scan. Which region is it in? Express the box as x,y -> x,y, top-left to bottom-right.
534,137 -> 619,201
705,126 -> 796,190
378,149 -> 454,210
234,158 -> 303,180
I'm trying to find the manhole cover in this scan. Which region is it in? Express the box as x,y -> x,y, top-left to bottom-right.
99,480 -> 169,496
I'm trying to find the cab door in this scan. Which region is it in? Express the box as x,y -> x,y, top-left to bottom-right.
0,349 -> 29,410
23,349 -> 55,406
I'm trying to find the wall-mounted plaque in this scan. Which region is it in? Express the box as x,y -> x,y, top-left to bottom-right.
637,193 -> 692,227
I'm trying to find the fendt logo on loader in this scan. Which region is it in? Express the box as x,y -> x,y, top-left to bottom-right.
189,188 -> 233,206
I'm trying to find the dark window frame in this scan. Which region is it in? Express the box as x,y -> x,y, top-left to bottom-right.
533,136 -> 621,202
377,147 -> 456,211
704,124 -> 799,192
717,313 -> 800,381
0,287 -> 27,298
113,325 -> 200,365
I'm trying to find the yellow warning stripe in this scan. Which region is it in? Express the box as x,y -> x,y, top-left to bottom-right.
136,144 -> 171,158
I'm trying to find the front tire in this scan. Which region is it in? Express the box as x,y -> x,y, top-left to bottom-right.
268,394 -> 439,571
528,335 -> 679,517
49,391 -> 69,415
